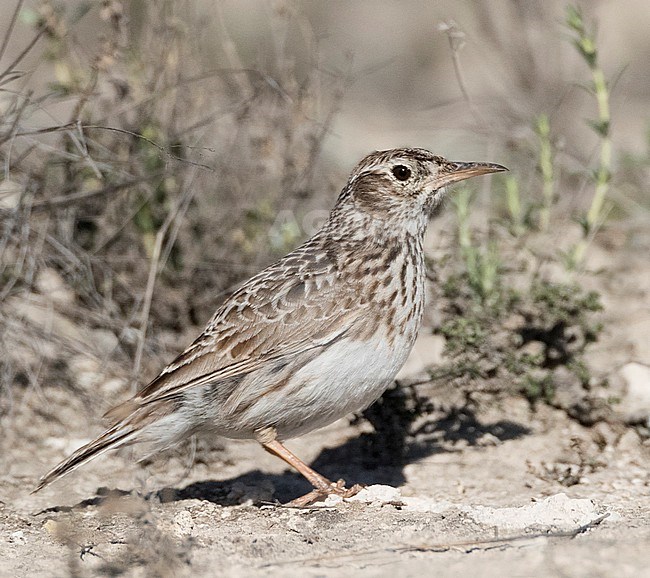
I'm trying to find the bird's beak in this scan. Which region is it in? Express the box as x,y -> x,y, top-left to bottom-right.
434,160 -> 508,188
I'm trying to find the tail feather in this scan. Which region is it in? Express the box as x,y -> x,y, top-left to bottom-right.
103,398 -> 139,423
33,422 -> 138,493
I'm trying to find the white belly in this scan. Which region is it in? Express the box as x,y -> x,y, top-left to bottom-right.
146,321 -> 420,446
240,325 -> 417,439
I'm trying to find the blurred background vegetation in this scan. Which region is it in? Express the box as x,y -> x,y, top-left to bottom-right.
1,0 -> 649,440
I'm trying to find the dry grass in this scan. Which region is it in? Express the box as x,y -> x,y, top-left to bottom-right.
1,0 -> 345,419
1,0 -> 648,444
2,4 -> 650,575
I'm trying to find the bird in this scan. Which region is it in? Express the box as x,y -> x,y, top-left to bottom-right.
35,148 -> 506,506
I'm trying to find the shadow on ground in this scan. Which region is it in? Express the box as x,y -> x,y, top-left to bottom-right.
38,407 -> 531,511
164,407 -> 531,505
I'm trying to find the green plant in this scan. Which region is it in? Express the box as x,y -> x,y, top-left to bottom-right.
434,274 -> 603,413
565,5 -> 613,267
504,174 -> 527,236
535,114 -> 555,231
429,5 -> 614,422
451,186 -> 501,306
0,0 -> 345,414
520,374 -> 556,405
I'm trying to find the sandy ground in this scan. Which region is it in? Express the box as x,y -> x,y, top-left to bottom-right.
2,226 -> 650,578
3,2 -> 650,575
2,405 -> 650,578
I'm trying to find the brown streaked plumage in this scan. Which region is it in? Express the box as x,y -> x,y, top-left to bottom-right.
35,148 -> 506,505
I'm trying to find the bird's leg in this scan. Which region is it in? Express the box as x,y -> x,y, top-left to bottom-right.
255,428 -> 363,506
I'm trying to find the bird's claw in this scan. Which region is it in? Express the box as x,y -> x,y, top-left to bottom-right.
286,479 -> 365,507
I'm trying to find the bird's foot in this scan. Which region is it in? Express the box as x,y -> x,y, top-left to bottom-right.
286,479 -> 365,508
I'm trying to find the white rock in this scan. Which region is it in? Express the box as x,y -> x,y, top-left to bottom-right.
322,494 -> 344,506
401,496 -> 453,513
606,511 -> 622,522
618,363 -> 650,425
9,530 -> 25,544
171,511 -> 194,537
461,493 -> 603,532
348,484 -> 402,504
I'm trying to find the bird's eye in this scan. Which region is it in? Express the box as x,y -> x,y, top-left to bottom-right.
392,165 -> 412,181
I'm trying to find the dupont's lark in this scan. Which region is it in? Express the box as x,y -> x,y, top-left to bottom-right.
36,148 -> 506,505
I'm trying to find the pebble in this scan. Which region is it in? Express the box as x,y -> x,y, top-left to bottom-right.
171,511 -> 194,537
348,484 -> 402,504
618,363 -> 650,425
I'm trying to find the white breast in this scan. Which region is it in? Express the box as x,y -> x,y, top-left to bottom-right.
268,250 -> 425,439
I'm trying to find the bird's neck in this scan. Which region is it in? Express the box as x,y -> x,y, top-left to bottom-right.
323,203 -> 429,249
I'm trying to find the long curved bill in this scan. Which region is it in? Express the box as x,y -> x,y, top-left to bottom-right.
435,160 -> 508,188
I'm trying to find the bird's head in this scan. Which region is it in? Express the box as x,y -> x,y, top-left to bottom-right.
336,148 -> 507,227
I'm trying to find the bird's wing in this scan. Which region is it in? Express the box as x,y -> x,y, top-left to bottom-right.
129,244 -> 368,407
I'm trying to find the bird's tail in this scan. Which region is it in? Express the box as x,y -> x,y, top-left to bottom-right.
33,419 -> 140,493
